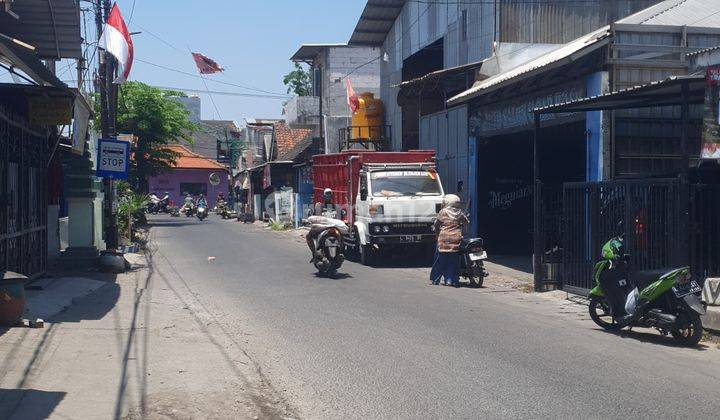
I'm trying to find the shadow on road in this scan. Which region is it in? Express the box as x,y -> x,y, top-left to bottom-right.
0,388 -> 66,419
594,327 -> 711,351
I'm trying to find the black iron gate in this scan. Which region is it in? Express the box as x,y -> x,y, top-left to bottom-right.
0,105 -> 48,278
560,179 -> 688,294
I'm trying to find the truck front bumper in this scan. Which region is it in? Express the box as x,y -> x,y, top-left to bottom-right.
368,234 -> 437,245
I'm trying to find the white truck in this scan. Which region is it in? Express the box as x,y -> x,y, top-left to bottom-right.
312,151 -> 445,265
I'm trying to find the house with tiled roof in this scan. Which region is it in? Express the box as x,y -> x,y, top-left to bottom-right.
238,121 -> 318,221
148,144 -> 230,208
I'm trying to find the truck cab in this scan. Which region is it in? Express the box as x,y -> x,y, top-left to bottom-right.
354,163 -> 444,264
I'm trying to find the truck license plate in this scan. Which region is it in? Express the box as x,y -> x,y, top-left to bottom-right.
400,235 -> 421,243
469,251 -> 487,261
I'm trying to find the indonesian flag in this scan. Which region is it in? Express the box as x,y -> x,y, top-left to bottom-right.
192,53 -> 225,74
98,3 -> 134,83
345,78 -> 359,112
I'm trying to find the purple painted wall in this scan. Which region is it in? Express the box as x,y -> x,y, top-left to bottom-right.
149,168 -> 229,207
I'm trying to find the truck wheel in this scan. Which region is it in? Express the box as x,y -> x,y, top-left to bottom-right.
360,244 -> 373,266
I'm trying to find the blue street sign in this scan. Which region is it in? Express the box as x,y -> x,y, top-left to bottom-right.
96,138 -> 129,180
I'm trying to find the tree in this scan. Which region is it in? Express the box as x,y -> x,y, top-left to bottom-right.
283,62 -> 312,96
114,82 -> 197,192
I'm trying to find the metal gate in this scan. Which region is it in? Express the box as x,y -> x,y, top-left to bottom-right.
561,179 -> 687,295
690,184 -> 720,280
0,106 -> 48,278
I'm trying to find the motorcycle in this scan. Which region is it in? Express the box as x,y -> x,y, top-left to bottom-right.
215,200 -> 231,219
459,237 -> 488,288
184,204 -> 195,217
196,204 -> 208,221
588,234 -> 706,346
168,206 -> 180,217
308,215 -> 348,277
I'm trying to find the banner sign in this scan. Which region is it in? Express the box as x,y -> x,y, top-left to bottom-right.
27,96 -> 72,126
96,138 -> 129,179
706,66 -> 720,86
702,71 -> 720,159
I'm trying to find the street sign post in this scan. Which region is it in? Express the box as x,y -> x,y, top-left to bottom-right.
96,138 -> 129,179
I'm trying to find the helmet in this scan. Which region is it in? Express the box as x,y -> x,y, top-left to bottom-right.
323,188 -> 332,195
444,194 -> 461,208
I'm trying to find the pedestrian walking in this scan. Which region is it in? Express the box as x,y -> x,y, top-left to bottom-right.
430,194 -> 469,287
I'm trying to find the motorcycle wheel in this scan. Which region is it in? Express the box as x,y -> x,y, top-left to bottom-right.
467,262 -> 485,288
671,311 -> 703,347
588,296 -> 619,331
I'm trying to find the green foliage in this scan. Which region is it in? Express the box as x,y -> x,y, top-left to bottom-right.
117,186 -> 150,243
283,62 -> 312,96
114,81 -> 197,192
269,219 -> 293,231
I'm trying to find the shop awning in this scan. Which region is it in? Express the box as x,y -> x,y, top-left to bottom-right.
447,26 -> 611,106
533,75 -> 706,114
0,33 -> 67,88
395,60 -> 486,90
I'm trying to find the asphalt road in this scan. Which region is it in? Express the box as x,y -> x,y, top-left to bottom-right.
148,215 -> 720,419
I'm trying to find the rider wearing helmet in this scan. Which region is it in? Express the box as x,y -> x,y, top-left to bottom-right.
306,188 -> 338,258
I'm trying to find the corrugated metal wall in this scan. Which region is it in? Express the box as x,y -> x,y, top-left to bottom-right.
420,106 -> 469,196
612,28 -> 720,176
499,0 -> 660,44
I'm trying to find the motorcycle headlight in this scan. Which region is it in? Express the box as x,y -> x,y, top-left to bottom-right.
373,225 -> 381,234
382,225 -> 390,233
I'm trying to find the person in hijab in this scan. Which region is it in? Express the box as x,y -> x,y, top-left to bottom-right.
430,194 -> 469,287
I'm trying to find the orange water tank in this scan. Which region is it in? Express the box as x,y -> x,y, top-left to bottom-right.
351,93 -> 383,141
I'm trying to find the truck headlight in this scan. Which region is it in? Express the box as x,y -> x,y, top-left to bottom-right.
373,225 -> 382,234
382,225 -> 390,233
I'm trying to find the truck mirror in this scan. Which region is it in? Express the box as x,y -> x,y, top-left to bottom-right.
360,188 -> 368,201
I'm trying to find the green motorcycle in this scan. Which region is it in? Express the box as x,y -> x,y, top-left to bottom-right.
588,235 -> 706,346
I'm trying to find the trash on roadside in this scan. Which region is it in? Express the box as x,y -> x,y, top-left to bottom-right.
29,318 -> 44,328
207,256 -> 216,262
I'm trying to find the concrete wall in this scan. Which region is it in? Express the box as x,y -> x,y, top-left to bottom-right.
314,46 -> 381,152
284,96 -> 320,126
149,168 -> 229,208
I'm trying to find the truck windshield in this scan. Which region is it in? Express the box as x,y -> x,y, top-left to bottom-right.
370,171 -> 442,197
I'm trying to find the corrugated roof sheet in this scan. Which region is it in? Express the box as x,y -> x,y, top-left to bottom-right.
447,26 -> 611,106
617,0 -> 720,27
348,0 -> 405,46
687,44 -> 720,57
0,0 -> 81,59
290,44 -> 347,62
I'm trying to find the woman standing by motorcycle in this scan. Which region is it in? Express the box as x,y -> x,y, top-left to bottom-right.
430,194 -> 469,287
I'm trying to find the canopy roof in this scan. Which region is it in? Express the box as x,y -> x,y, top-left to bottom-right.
348,0 -> 405,46
533,75 -> 706,114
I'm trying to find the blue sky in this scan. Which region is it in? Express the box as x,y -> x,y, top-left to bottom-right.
114,0 -> 366,124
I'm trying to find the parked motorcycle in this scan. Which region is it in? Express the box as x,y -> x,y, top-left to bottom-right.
196,204 -> 208,221
308,215 -> 348,277
588,234 -> 706,346
459,237 -> 488,287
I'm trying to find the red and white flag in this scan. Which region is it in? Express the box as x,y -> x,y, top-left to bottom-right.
98,3 -> 134,83
345,78 -> 359,112
192,52 -> 225,74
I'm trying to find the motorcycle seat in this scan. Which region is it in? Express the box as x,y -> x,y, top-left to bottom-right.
630,269 -> 674,290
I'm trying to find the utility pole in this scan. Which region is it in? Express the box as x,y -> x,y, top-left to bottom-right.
95,0 -> 118,249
